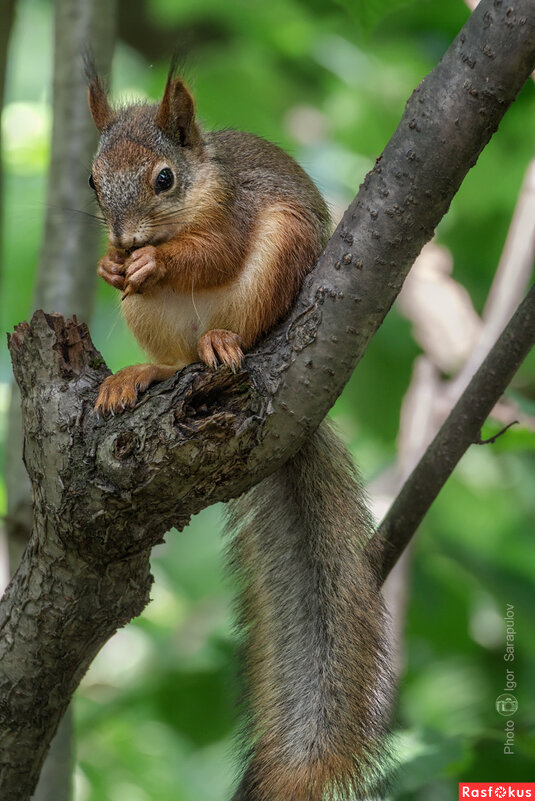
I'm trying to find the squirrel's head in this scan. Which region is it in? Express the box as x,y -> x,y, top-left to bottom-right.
87,60 -> 208,251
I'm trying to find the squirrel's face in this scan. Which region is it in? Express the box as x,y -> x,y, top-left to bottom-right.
89,131 -> 199,251
87,66 -> 205,252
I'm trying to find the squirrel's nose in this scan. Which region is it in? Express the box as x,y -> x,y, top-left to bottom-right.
110,228 -> 136,250
117,235 -> 135,250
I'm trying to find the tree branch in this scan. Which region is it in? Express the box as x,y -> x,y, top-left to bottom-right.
1,1 -> 534,797
375,282 -> 535,581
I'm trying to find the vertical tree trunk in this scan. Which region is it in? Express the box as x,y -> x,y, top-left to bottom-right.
3,1 -> 117,798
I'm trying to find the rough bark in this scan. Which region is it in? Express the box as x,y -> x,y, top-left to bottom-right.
1,0 -> 534,798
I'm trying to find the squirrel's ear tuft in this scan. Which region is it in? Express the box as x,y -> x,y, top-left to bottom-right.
84,52 -> 115,133
155,76 -> 200,149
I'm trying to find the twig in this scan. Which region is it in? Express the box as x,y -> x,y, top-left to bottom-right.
475,419 -> 519,445
374,283 -> 535,582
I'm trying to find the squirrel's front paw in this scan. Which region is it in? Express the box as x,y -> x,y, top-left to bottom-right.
122,246 -> 165,297
97,251 -> 127,290
197,329 -> 244,372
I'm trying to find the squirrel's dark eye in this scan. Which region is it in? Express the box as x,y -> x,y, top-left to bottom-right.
88,173 -> 95,190
155,167 -> 174,193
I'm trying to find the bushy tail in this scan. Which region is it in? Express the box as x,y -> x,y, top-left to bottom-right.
226,421 -> 393,801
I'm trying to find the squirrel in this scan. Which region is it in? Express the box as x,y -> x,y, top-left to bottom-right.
87,59 -> 393,801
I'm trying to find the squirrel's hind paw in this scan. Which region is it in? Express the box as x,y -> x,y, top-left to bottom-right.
197,329 -> 244,372
94,363 -> 177,415
94,371 -> 141,415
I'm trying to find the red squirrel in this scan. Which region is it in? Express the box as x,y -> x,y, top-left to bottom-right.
87,59 -> 392,801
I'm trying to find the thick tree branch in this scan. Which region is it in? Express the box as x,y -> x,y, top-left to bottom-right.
374,282 -> 535,581
1,1 -> 534,798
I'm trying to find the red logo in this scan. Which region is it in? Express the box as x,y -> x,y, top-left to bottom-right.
459,784 -> 535,799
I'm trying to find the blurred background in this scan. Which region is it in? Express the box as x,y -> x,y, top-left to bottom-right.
1,0 -> 534,799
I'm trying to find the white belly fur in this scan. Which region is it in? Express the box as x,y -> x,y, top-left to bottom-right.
122,285 -> 232,366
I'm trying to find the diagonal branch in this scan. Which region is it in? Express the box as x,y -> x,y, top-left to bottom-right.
374,281 -> 535,582
1,1 -> 534,798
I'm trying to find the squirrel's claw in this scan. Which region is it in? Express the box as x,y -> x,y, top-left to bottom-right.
121,284 -> 134,301
94,371 -> 139,415
197,329 -> 244,372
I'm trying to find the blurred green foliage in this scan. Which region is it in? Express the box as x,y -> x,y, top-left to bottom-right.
1,1 -> 534,800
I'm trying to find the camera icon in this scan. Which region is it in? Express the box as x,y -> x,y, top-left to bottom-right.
495,693 -> 518,716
